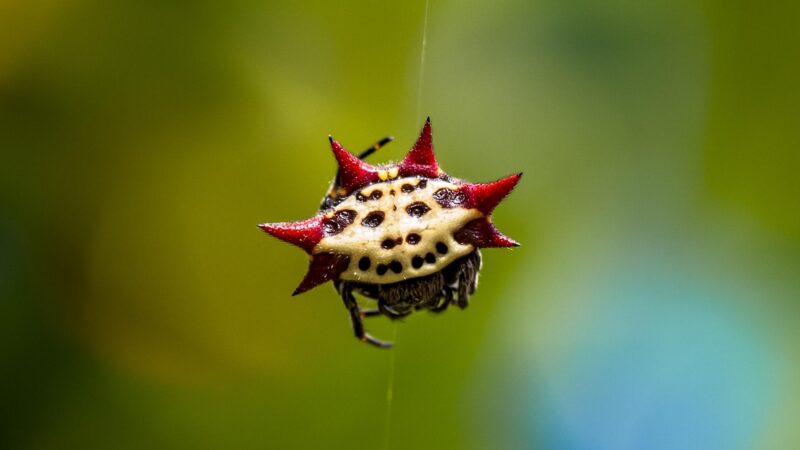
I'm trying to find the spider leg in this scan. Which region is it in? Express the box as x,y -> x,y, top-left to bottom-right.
359,308 -> 381,318
456,281 -> 470,309
456,253 -> 480,309
468,251 -> 482,295
340,284 -> 393,348
358,136 -> 393,160
430,289 -> 453,313
378,297 -> 411,319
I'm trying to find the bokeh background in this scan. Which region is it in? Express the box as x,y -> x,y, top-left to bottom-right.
2,0 -> 799,449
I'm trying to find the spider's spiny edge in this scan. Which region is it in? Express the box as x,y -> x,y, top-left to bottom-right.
258,118 -> 521,348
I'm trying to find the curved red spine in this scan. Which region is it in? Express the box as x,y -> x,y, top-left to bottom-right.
258,215 -> 324,254
292,253 -> 351,295
460,173 -> 523,215
329,136 -> 380,192
398,117 -> 439,178
454,218 -> 520,248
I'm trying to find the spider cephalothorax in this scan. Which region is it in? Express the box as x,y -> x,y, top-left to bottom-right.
259,118 -> 521,347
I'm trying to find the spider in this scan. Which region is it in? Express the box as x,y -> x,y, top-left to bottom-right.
259,118 -> 521,347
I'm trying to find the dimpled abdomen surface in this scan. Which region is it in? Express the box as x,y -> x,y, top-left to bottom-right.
315,177 -> 481,284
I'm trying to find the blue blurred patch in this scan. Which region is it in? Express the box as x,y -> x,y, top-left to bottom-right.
526,274 -> 780,450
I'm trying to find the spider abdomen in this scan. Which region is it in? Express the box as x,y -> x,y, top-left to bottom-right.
318,177 -> 481,284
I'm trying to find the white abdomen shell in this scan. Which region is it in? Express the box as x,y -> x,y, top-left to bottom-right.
314,177 -> 481,284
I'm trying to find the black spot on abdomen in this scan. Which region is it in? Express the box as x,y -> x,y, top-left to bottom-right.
406,202 -> 431,218
357,190 -> 383,202
361,211 -> 385,227
433,188 -> 466,208
323,209 -> 357,236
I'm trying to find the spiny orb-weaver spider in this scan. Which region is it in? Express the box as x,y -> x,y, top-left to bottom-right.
258,118 -> 521,347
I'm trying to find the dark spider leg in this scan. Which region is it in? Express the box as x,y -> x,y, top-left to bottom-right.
456,282 -> 470,309
456,255 -> 478,309
358,136 -> 393,160
341,285 -> 393,348
359,308 -> 381,318
430,289 -> 453,313
415,295 -> 436,311
378,297 -> 411,319
469,251 -> 481,295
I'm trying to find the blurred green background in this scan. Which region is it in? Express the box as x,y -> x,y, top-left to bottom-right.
2,0 -> 799,449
